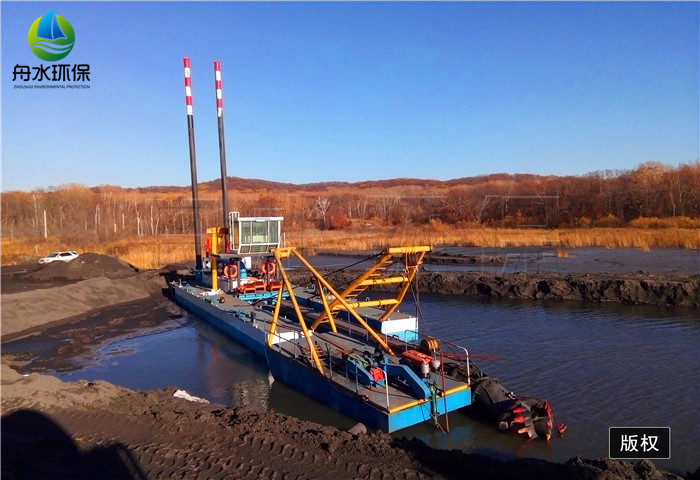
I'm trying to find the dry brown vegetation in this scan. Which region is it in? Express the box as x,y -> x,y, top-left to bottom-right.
0,236 -> 195,269
2,162 -> 698,269
3,222 -> 698,270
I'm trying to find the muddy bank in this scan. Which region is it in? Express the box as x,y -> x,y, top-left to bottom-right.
1,272 -> 168,341
1,365 -> 691,480
2,298 -> 185,373
419,271 -> 700,307
1,253 -> 169,341
425,252 -> 506,266
319,250 -> 507,266
289,270 -> 700,307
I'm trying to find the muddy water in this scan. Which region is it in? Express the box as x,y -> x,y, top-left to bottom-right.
395,295 -> 699,475
303,247 -> 700,274
5,294 -> 697,474
429,246 -> 700,274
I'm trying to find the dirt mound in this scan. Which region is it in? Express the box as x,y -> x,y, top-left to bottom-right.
288,270 -> 700,307
418,271 -> 700,307
1,369 -> 689,480
25,253 -> 139,282
1,272 -> 168,341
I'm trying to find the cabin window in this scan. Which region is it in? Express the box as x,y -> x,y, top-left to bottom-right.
241,221 -> 253,245
232,217 -> 282,254
269,222 -> 279,244
253,221 -> 267,243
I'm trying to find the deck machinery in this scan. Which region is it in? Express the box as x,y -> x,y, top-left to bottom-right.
171,218 -> 473,432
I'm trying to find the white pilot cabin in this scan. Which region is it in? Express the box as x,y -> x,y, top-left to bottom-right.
201,213 -> 284,295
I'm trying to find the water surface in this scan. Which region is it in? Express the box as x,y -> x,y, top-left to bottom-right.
32,294 -> 699,474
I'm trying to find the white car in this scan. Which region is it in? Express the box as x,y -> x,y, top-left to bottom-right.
39,251 -> 79,264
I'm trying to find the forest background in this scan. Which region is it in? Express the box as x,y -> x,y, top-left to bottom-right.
2,161 -> 698,268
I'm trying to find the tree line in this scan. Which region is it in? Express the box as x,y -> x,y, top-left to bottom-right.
2,161 -> 698,242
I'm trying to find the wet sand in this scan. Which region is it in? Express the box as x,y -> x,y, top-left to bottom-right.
1,254 -> 696,479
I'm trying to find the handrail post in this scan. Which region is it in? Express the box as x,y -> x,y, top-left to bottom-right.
384,364 -> 390,410
460,347 -> 470,384
440,351 -> 449,433
328,345 -> 332,380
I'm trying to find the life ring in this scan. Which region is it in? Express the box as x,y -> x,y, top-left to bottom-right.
420,337 -> 439,352
261,260 -> 276,276
223,264 -> 238,279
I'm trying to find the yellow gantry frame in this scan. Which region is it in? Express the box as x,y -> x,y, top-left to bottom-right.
310,246 -> 431,330
267,247 -> 400,374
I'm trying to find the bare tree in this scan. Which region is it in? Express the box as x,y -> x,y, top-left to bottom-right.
313,196 -> 331,229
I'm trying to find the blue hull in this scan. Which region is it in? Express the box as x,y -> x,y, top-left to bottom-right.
266,349 -> 471,431
171,284 -> 471,432
172,285 -> 266,356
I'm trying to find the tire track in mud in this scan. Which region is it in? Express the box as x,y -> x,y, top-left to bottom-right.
2,374 -> 690,479
41,395 -> 428,480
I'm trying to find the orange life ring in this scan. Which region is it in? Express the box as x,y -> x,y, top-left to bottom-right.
261,260 -> 276,276
223,264 -> 238,279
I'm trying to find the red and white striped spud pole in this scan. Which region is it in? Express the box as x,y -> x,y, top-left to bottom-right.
214,60 -> 224,118
214,60 -> 230,234
184,57 -> 203,270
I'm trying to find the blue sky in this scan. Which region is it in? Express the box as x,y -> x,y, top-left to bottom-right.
1,1 -> 698,192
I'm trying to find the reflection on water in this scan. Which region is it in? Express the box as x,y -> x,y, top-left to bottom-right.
45,295 -> 699,474
57,323 -> 272,412
398,295 -> 699,473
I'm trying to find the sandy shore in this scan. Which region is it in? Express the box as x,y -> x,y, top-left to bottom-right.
1,254 -> 696,479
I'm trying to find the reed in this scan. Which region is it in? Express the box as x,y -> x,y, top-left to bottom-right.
287,225 -> 699,251
0,236 -> 195,269
1,237 -> 68,264
117,237 -> 195,269
3,223 -> 698,269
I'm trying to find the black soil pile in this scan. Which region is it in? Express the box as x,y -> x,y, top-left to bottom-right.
25,253 -> 140,282
288,270 -> 700,307
419,271 -> 700,307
